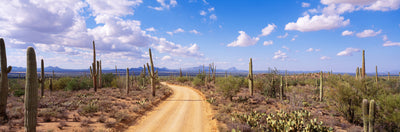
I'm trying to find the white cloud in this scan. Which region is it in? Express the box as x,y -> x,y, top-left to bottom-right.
322,3 -> 357,15
364,0 -> 400,11
87,0 -> 141,17
285,14 -> 350,32
356,29 -> 382,38
227,31 -> 260,47
302,2 -> 311,7
161,55 -> 172,61
146,27 -> 156,32
306,48 -> 314,52
273,50 -> 288,60
189,29 -> 200,34
383,41 -> 400,46
149,0 -> 177,11
166,31 -> 173,35
200,10 -> 207,16
210,14 -> 217,20
208,7 -> 215,12
320,56 -> 331,60
337,47 -> 361,56
321,0 -> 377,5
382,35 -> 388,41
291,35 -> 298,41
342,30 -> 354,36
152,38 -> 203,57
282,46 -> 290,51
259,24 -> 277,37
277,33 -> 289,38
166,28 -> 185,35
263,40 -> 273,46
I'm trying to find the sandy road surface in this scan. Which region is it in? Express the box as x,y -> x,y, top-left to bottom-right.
127,82 -> 217,132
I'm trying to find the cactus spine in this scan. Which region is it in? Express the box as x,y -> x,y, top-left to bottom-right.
248,58 -> 253,96
126,68 -> 129,94
362,99 -> 368,132
90,41 -> 98,92
147,48 -> 157,96
0,38 -> 12,123
280,75 -> 283,100
25,47 -> 38,132
39,59 -> 44,97
320,71 -> 323,101
362,50 -> 366,78
369,100 -> 375,132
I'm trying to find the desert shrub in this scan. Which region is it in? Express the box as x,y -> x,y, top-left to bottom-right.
216,76 -> 241,101
78,102 -> 98,116
192,77 -> 203,86
101,73 -> 115,87
53,77 -> 72,90
376,93 -> 400,130
176,76 -> 188,83
9,79 -> 25,96
64,78 -> 91,91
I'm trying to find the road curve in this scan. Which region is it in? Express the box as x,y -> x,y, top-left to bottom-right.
127,82 -> 217,132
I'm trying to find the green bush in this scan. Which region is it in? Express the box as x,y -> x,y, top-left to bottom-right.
176,76 -> 188,83
54,77 -> 72,90
101,73 -> 115,87
65,77 -> 91,91
192,77 -> 203,86
216,76 -> 241,101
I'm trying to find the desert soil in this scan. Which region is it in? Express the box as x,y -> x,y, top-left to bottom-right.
127,82 -> 218,132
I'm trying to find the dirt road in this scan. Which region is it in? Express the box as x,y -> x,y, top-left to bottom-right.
127,82 -> 217,132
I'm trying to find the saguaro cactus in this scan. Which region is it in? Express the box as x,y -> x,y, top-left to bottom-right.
388,72 -> 390,81
356,67 -> 359,79
375,66 -> 378,88
320,71 -> 323,101
147,48 -> 157,96
362,50 -> 366,78
179,68 -> 182,77
39,59 -> 45,97
99,60 -> 102,88
90,41 -> 98,92
25,47 -> 38,132
126,68 -> 129,94
49,78 -> 53,94
0,38 -> 12,123
248,58 -> 253,96
369,100 -> 375,132
280,75 -> 283,100
362,99 -> 368,132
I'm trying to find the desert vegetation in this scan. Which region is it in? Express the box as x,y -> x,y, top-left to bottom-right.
166,51 -> 400,131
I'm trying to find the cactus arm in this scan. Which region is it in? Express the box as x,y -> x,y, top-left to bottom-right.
6,66 -> 11,73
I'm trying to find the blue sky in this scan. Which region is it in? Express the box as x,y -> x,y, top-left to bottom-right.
1,0 -> 399,73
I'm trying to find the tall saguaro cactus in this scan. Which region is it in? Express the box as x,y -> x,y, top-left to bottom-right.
39,59 -> 45,97
126,68 -> 129,94
362,50 -> 366,78
320,71 -> 323,101
356,67 -> 359,79
248,58 -> 253,96
369,100 -> 375,132
147,48 -> 157,97
362,99 -> 368,132
90,41 -> 98,92
99,60 -> 102,88
280,75 -> 283,100
375,66 -> 378,88
25,47 -> 38,132
0,38 -> 12,123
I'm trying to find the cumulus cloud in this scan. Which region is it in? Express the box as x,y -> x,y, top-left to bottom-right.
282,46 -> 290,51
149,0 -> 177,11
382,35 -> 388,41
210,14 -> 217,20
227,31 -> 260,47
306,48 -> 314,52
259,24 -> 277,37
277,33 -> 289,38
189,29 -> 200,34
356,29 -> 382,38
208,7 -> 215,12
337,47 -> 361,56
302,2 -> 311,7
383,41 -> 400,46
320,56 -> 331,60
263,40 -> 273,46
166,28 -> 185,35
285,15 -> 350,32
146,27 -> 156,32
291,35 -> 298,41
161,55 -> 172,61
273,50 -> 288,60
200,10 -> 207,16
342,30 -> 354,36
152,38 -> 203,57
321,0 -> 400,12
